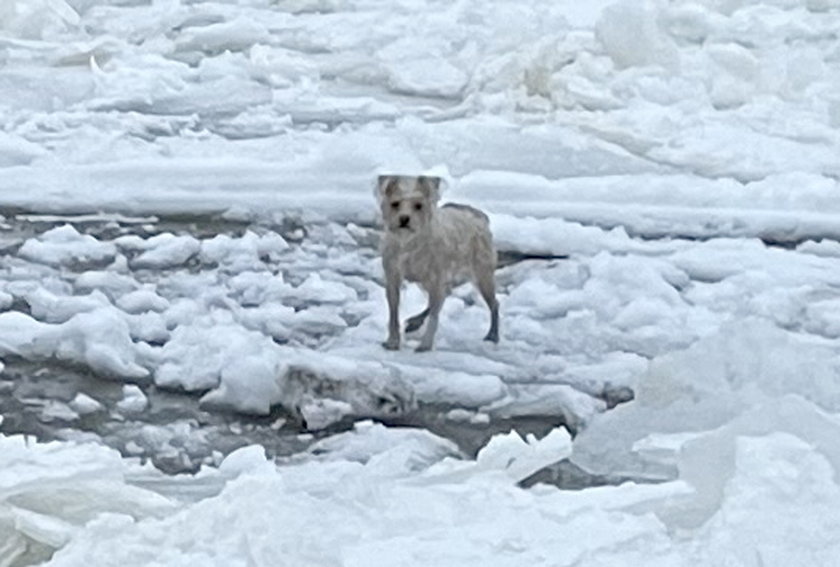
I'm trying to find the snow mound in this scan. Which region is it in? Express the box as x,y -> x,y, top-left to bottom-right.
18,225 -> 116,268
0,308 -> 149,380
306,420 -> 462,474
119,233 -> 201,270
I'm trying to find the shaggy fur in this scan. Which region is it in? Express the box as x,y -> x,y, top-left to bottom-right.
378,174 -> 499,352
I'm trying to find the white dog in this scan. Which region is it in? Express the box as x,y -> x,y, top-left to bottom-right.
378,174 -> 499,352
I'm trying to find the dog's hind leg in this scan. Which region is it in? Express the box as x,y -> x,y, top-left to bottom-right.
416,289 -> 444,352
476,271 -> 499,343
404,307 -> 430,333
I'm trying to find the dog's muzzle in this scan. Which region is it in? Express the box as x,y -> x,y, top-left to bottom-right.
398,215 -> 410,228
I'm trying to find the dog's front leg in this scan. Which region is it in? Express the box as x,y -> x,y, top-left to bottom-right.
383,269 -> 401,350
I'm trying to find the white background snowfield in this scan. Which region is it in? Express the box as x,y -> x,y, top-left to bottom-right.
2,0 -> 840,565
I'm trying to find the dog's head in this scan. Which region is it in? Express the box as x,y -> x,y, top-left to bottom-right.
377,175 -> 440,234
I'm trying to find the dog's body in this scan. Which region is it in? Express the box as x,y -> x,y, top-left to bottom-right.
378,175 -> 499,352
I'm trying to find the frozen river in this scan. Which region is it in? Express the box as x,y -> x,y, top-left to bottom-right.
3,0 -> 840,565
0,209 -> 628,475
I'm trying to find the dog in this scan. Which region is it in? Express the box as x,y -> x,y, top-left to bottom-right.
377,174 -> 499,352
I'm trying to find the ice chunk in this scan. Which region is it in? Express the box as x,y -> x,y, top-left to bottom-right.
0,433 -> 173,565
307,421 -> 462,474
175,18 -> 270,55
40,401 -> 79,422
475,427 -> 572,482
74,271 -> 140,296
385,57 -> 468,99
217,445 -> 275,477
115,289 -> 170,314
25,288 -> 111,324
69,393 -> 104,415
0,290 -> 12,311
572,318 -> 840,479
199,352 -> 285,416
0,0 -> 79,39
484,384 -> 606,431
18,225 -> 116,268
0,308 -> 149,380
130,234 -> 200,269
596,0 -> 679,69
155,322 -> 278,393
116,385 -> 148,414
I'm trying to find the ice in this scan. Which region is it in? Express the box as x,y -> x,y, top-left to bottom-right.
0,434 -> 173,566
20,423 -> 838,566
153,322 -> 265,392
3,0 -> 840,562
306,420 -> 462,473
69,392 -> 104,415
116,385 -> 148,414
596,1 -> 680,70
115,288 -> 170,314
0,290 -> 12,311
0,131 -> 48,167
0,308 -> 148,380
124,233 -> 201,269
198,231 -> 289,270
0,0 -> 79,39
25,288 -> 112,324
572,318 -> 840,480
40,401 -> 79,423
18,225 -> 116,268
174,18 -> 270,56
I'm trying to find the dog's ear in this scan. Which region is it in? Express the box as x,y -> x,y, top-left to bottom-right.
417,176 -> 441,203
377,175 -> 398,201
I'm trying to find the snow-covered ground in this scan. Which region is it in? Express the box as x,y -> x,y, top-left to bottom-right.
3,0 -> 840,565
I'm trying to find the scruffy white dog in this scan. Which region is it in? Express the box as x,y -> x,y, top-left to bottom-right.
378,174 -> 499,352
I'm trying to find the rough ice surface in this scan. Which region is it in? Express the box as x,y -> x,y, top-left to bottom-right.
2,0 -> 840,564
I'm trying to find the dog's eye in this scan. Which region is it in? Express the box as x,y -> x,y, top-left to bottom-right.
390,201 -> 400,210
414,203 -> 423,211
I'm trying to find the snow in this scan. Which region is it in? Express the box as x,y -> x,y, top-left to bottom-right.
6,423 -> 840,566
0,308 -> 149,379
18,225 -> 116,268
2,0 -> 840,564
69,392 -> 104,415
122,234 -> 201,270
116,385 -> 148,414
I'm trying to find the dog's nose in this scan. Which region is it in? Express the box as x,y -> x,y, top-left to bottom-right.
399,215 -> 410,228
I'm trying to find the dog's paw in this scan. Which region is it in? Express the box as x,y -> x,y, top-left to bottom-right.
415,343 -> 433,353
382,339 -> 400,351
483,331 -> 499,344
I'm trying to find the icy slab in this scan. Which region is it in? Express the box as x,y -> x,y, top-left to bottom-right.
0,434 -> 173,566
572,317 -> 840,480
